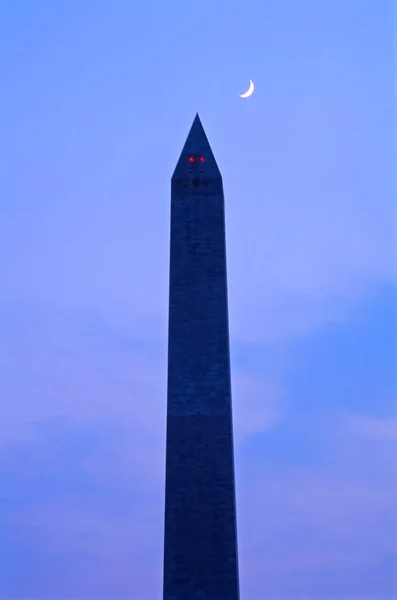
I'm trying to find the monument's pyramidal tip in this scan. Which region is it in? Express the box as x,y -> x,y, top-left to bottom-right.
172,113 -> 221,179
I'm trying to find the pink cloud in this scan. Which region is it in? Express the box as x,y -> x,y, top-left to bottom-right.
344,413 -> 397,441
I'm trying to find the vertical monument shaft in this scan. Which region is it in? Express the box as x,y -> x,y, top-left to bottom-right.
163,115 -> 239,599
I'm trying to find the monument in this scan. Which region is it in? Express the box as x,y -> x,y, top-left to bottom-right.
163,114 -> 240,599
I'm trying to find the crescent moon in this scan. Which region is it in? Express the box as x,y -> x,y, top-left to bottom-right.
240,79 -> 254,98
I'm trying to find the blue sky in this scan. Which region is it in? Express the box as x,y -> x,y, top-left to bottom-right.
0,1 -> 396,598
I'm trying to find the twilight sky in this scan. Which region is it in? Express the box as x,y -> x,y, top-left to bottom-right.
0,1 -> 396,599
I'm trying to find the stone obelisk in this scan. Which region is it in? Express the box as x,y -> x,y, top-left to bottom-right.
163,114 -> 239,600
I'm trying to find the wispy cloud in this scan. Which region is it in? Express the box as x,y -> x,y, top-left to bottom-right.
1,401 -> 395,599
0,302 -> 280,448
343,413 -> 397,441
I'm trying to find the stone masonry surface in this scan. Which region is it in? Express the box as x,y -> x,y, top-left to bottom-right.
163,115 -> 240,600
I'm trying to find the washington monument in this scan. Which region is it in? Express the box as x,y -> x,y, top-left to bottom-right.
163,114 -> 240,599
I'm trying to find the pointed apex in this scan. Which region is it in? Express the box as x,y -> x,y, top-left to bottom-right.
172,114 -> 221,181
182,113 -> 210,155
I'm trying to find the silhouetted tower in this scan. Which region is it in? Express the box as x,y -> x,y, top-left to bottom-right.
163,114 -> 239,599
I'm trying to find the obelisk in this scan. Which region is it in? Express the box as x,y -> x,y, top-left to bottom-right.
163,114 -> 239,600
